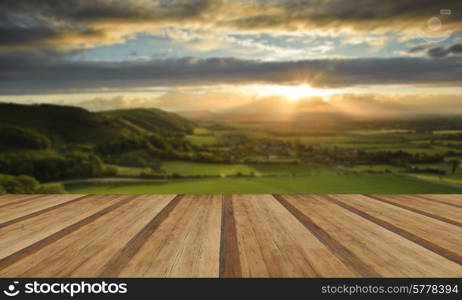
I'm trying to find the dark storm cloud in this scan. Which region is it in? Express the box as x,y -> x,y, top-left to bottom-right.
408,44 -> 431,54
0,25 -> 104,50
1,1 -> 462,94
427,43 -> 462,58
0,0 -> 210,22
0,54 -> 461,94
0,26 -> 58,46
1,0 -> 461,52
223,0 -> 462,33
0,0 -> 215,51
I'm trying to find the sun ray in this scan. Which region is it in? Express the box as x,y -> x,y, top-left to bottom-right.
251,84 -> 337,101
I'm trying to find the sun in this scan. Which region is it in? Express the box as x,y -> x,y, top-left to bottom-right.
254,84 -> 335,101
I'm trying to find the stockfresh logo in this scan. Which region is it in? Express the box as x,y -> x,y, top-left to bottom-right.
3,281 -> 20,297
418,9 -> 453,43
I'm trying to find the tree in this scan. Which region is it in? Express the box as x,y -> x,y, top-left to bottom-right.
149,160 -> 166,174
36,184 -> 66,194
449,159 -> 460,175
0,173 -> 65,194
0,126 -> 51,149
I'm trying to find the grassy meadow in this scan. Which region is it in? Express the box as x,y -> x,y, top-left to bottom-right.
65,174 -> 462,194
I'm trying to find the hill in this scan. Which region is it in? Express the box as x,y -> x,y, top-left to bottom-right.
0,103 -> 194,144
100,108 -> 194,137
0,103 -> 197,182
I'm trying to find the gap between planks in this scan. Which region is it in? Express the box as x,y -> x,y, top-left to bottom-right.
0,194 -> 460,278
273,194 -> 380,277
99,195 -> 184,277
0,195 -> 140,271
365,195 -> 462,227
323,195 -> 462,265
0,195 -> 91,229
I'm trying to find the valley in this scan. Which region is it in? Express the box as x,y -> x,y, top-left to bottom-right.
1,103 -> 462,194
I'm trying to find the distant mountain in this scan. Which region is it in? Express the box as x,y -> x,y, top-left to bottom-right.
225,97 -> 328,114
101,108 -> 194,136
0,103 -> 194,144
176,98 -> 349,125
175,110 -> 220,120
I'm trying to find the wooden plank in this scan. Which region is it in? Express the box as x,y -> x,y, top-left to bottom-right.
0,193 -> 460,278
0,195 -> 132,274
116,195 -> 222,278
367,195 -> 462,227
0,194 -> 85,225
0,195 -> 130,260
99,195 -> 183,277
274,195 -> 380,277
0,194 -> 37,202
0,195 -> 45,208
417,194 -> 462,209
0,195 -> 90,229
232,195 -> 356,277
0,195 -> 176,277
219,195 -> 242,278
279,195 -> 462,277
327,194 -> 462,265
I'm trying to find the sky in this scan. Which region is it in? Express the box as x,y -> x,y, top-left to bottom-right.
0,0 -> 461,114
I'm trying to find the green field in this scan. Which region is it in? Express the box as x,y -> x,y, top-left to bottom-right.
108,161 -> 330,177
185,134 -> 218,146
187,126 -> 462,157
406,173 -> 462,186
163,161 -> 255,176
164,161 -> 327,176
64,174 -> 462,194
433,130 -> 462,135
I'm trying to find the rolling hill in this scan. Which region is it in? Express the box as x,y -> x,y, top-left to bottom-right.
0,103 -> 194,144
0,103 -> 198,183
101,108 -> 194,137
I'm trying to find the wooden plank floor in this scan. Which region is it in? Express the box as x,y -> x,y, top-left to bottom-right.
0,194 -> 461,278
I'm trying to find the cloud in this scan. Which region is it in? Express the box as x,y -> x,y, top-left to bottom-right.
74,95 -> 158,111
53,92 -> 462,118
222,0 -> 462,34
1,53 -> 462,94
0,24 -> 108,53
408,43 -> 433,54
1,0 -> 461,53
0,0 -> 214,52
427,43 -> 462,58
329,93 -> 462,117
72,91 -> 253,111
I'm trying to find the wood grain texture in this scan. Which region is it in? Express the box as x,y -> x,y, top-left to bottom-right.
0,195 -> 134,274
0,195 -> 48,208
417,194 -> 462,209
367,194 -> 462,227
117,195 -> 222,278
0,194 -> 129,260
0,195 -> 176,277
280,195 -> 462,277
275,195 -> 379,277
0,194 -> 85,225
326,194 -> 462,265
232,195 -> 356,277
99,194 -> 183,277
0,194 -> 461,278
219,195 -> 242,278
